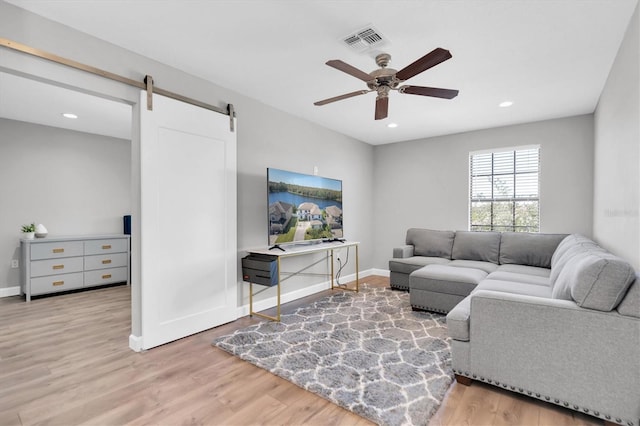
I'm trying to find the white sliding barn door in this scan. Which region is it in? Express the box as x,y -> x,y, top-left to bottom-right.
138,92 -> 237,350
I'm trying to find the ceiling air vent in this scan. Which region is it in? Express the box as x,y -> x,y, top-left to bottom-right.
342,26 -> 388,53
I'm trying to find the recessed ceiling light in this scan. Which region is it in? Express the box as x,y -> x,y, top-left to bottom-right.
62,113 -> 78,119
387,123 -> 398,128
499,101 -> 513,108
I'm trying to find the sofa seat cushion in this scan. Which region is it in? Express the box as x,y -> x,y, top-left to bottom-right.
499,232 -> 567,268
496,264 -> 551,278
410,264 -> 487,296
474,279 -> 552,298
406,228 -> 455,258
389,256 -> 450,275
451,231 -> 501,264
448,259 -> 498,274
486,271 -> 551,287
446,295 -> 471,341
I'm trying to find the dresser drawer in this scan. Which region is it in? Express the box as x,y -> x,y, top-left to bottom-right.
84,252 -> 128,271
30,256 -> 84,278
84,267 -> 128,286
30,241 -> 84,260
84,238 -> 128,256
30,272 -> 84,295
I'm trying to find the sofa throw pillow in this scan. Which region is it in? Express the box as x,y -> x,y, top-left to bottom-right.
569,252 -> 636,312
499,232 -> 567,268
452,231 -> 501,264
406,228 -> 455,259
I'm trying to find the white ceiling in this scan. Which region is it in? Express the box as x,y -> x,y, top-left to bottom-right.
0,72 -> 132,140
4,0 -> 638,145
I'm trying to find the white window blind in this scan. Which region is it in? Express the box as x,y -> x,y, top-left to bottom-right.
469,147 -> 540,232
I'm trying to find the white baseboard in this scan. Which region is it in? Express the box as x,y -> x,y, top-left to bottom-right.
129,334 -> 143,352
236,268 -> 379,317
0,286 -> 21,298
371,268 -> 390,277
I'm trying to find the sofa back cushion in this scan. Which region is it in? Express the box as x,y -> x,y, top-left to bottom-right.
553,251 -> 635,311
452,231 -> 501,264
499,232 -> 567,268
552,253 -> 583,300
406,228 -> 455,259
550,234 -> 596,269
617,275 -> 640,318
549,237 -> 603,285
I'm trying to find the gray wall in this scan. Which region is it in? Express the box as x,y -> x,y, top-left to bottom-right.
0,1 -> 375,304
0,118 -> 130,289
235,86 -> 374,305
372,115 -> 595,268
594,3 -> 639,269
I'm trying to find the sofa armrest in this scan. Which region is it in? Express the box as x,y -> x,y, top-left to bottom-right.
468,290 -> 640,424
393,245 -> 414,258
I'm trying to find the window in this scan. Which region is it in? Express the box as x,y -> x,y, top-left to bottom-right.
469,146 -> 540,232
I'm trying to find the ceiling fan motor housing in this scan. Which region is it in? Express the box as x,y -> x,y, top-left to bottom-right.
368,53 -> 400,96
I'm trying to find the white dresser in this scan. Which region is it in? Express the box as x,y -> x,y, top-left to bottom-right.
20,234 -> 130,301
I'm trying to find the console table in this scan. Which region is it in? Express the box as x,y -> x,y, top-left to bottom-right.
245,240 -> 360,321
20,234 -> 130,301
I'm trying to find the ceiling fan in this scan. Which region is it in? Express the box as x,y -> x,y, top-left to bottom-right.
314,47 -> 459,120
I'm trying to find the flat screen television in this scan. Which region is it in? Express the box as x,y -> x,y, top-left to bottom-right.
267,167 -> 343,245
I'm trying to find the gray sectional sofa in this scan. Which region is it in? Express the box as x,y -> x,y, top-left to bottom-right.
389,229 -> 640,426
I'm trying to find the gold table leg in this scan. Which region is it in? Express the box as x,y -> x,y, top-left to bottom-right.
356,244 -> 359,292
248,258 -> 281,322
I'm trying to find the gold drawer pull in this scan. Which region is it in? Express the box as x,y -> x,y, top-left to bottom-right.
52,248 -> 64,254
52,265 -> 64,270
102,259 -> 112,264
102,274 -> 112,279
52,281 -> 64,286
102,245 -> 112,250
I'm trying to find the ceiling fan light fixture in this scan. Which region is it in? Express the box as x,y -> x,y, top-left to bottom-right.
499,101 -> 513,108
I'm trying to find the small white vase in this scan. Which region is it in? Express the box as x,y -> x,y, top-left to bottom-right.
35,224 -> 48,238
23,232 -> 35,240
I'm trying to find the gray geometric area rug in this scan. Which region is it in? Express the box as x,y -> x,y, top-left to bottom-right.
213,284 -> 453,426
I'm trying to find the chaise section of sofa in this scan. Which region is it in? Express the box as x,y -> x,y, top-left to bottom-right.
447,234 -> 640,426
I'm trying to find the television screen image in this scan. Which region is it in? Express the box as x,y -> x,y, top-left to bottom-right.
267,168 -> 343,245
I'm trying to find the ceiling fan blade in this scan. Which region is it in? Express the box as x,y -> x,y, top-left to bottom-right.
375,96 -> 389,120
400,85 -> 459,99
314,90 -> 370,106
395,48 -> 452,81
326,60 -> 374,82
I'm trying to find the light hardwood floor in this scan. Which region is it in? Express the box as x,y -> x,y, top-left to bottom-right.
0,276 -> 600,426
